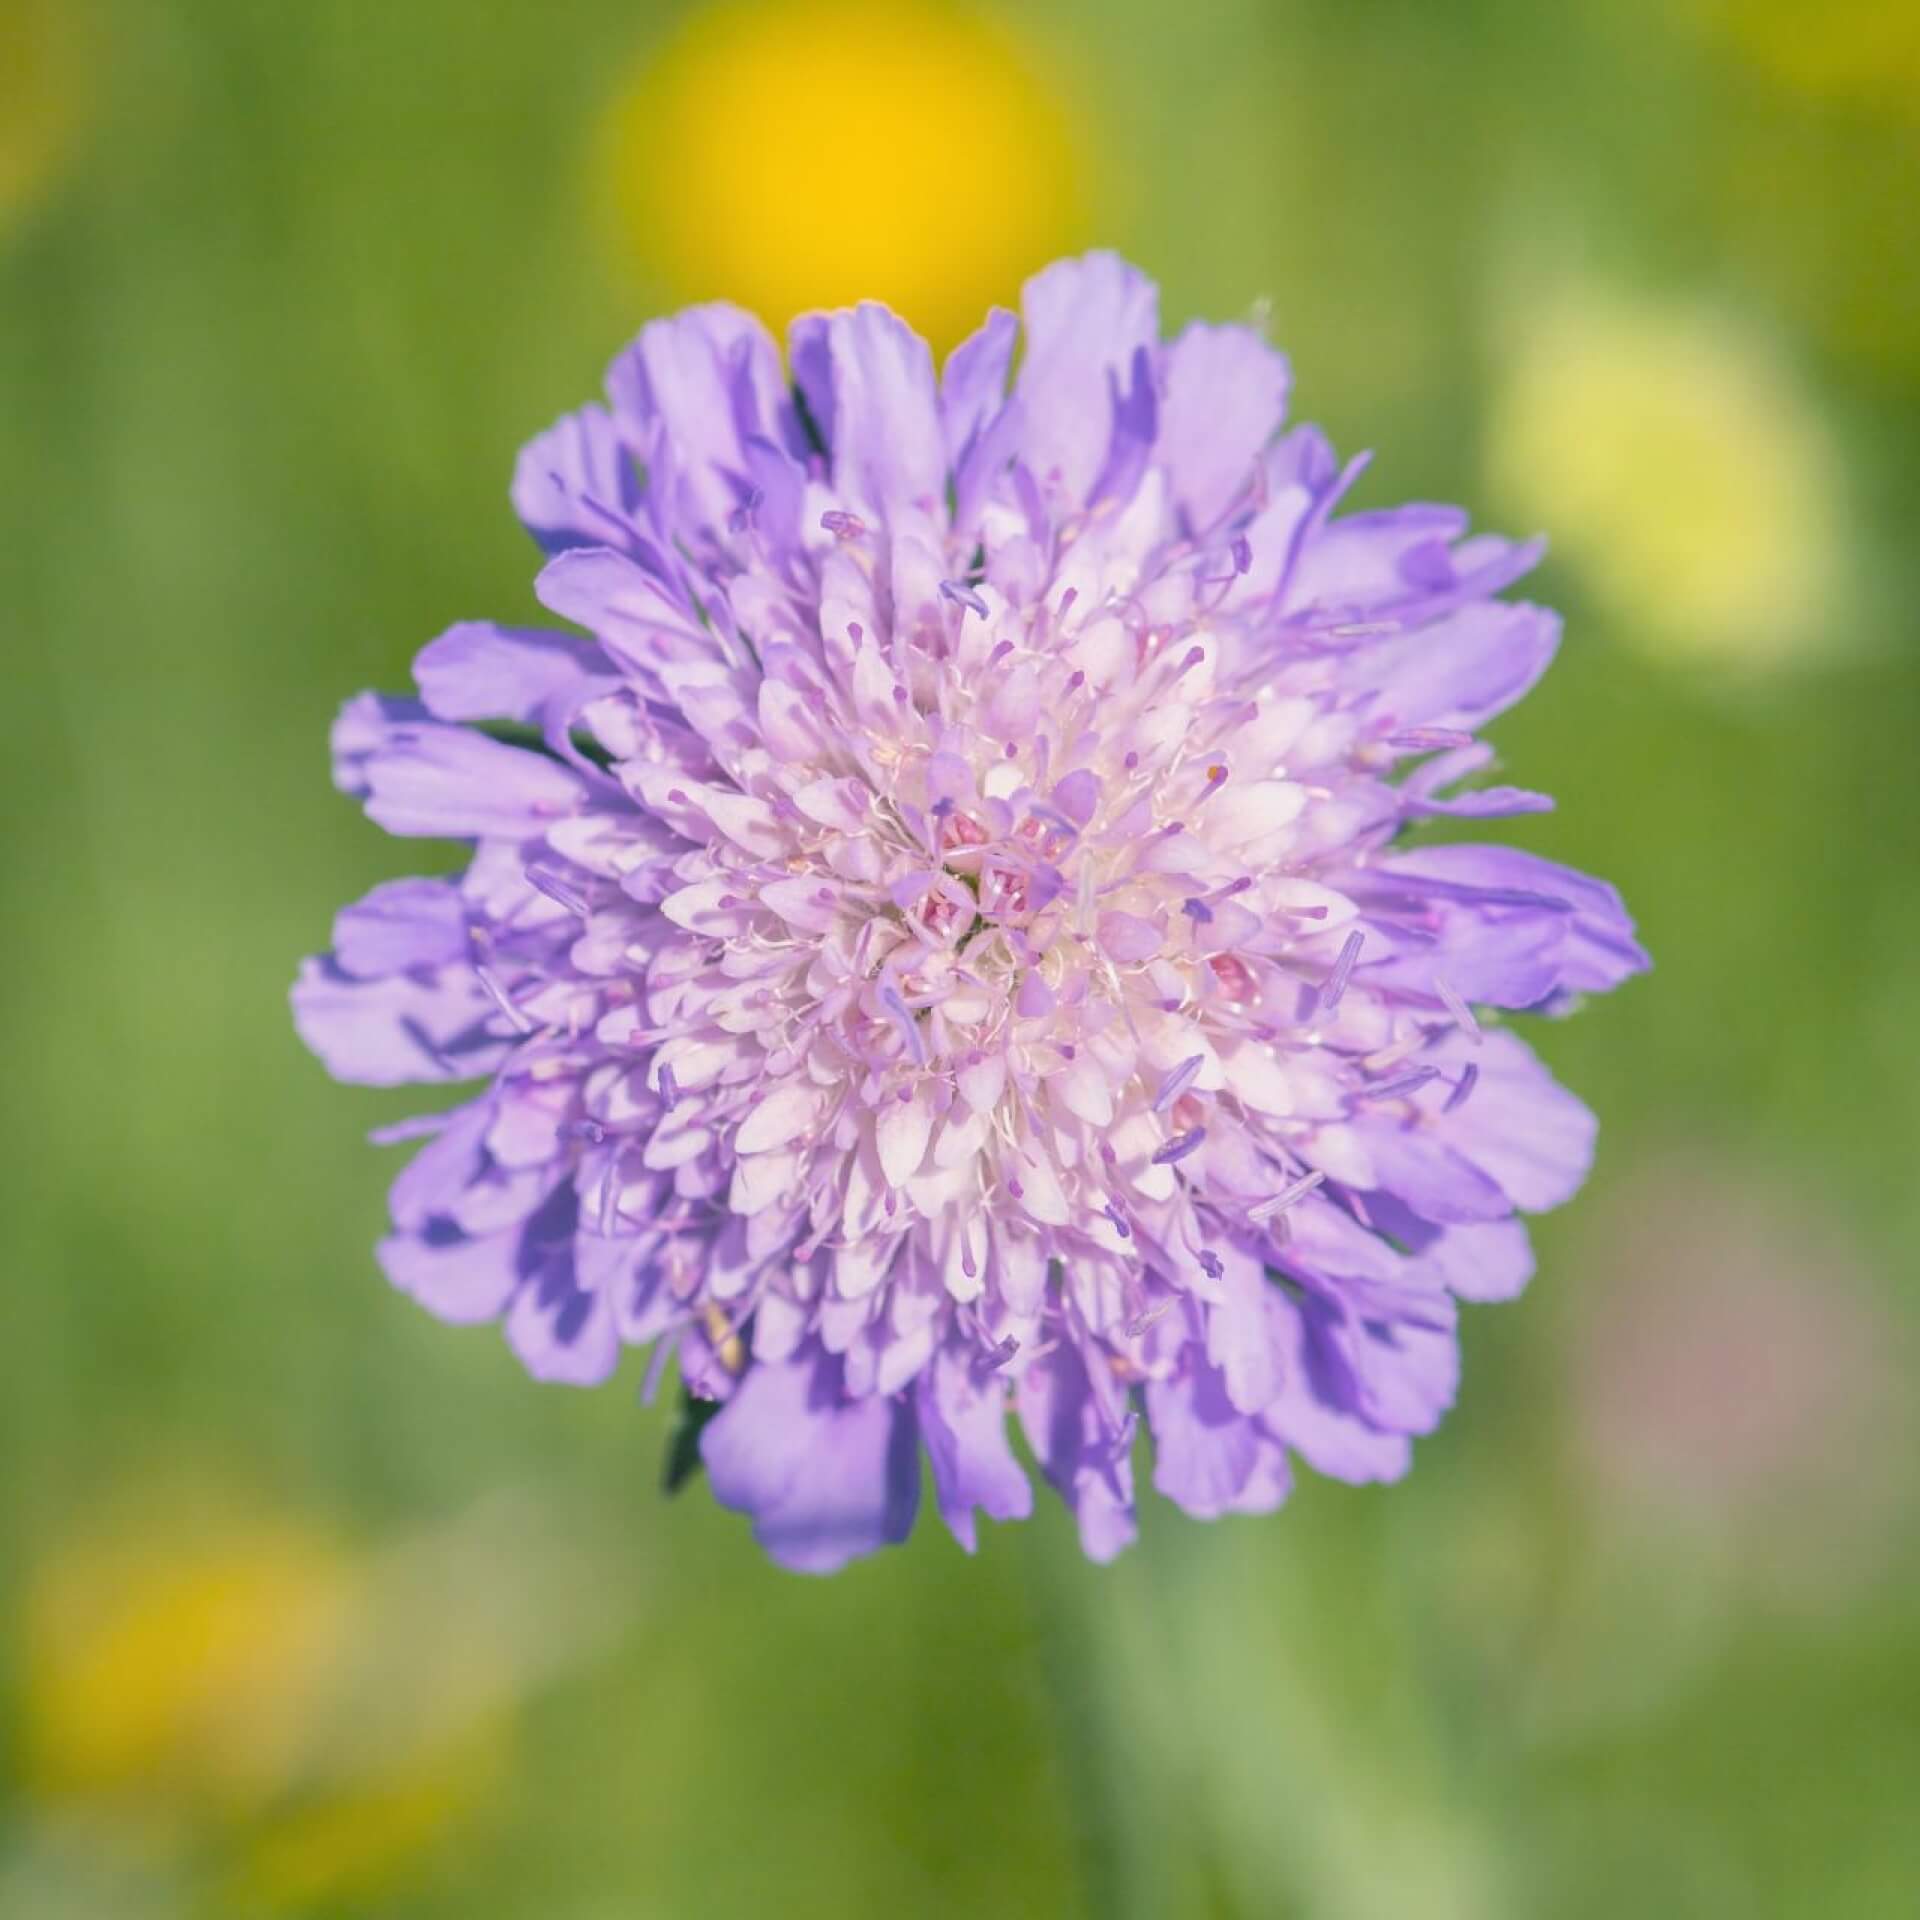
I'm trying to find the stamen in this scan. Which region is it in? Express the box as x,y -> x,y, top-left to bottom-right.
1196,1249 -> 1224,1281
1231,534 -> 1253,574
525,864 -> 589,916
1390,726 -> 1475,751
877,982 -> 927,1065
1444,1063 -> 1480,1113
819,509 -> 866,539
940,578 -> 989,618
1153,1054 -> 1206,1113
474,963 -> 535,1033
1433,975 -> 1482,1044
1324,930 -> 1364,1009
984,1332 -> 1020,1370
658,1065 -> 680,1111
1125,1298 -> 1175,1338
638,1335 -> 677,1407
1151,1128 -> 1207,1166
1103,1202 -> 1133,1238
1182,897 -> 1215,923
1248,1168 -> 1325,1222
1367,1067 -> 1439,1100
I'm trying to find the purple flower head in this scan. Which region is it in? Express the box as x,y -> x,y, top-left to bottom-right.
293,255 -> 1647,1572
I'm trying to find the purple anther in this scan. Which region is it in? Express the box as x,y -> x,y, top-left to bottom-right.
1368,1067 -> 1440,1101
1443,1063 -> 1480,1113
658,1065 -> 680,1111
1151,1128 -> 1207,1167
1182,897 -> 1215,923
820,510 -> 866,538
525,864 -> 590,917
1248,1169 -> 1326,1222
940,578 -> 990,618
1324,930 -> 1364,1009
1153,1054 -> 1206,1113
1230,534 -> 1253,574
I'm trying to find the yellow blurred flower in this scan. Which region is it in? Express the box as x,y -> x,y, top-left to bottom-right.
1485,282 -> 1845,672
16,1484 -> 624,1911
599,0 -> 1092,353
0,0 -> 93,235
23,1509 -> 361,1833
1689,0 -> 1920,120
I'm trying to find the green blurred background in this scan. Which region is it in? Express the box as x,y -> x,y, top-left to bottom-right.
3,1 -> 1917,1914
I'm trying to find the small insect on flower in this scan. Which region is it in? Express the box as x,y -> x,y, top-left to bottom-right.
294,255 -> 1647,1572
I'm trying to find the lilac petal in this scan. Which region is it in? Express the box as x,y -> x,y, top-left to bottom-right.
795,303 -> 945,524
1436,1028 -> 1598,1213
940,306 -> 1018,475
383,1096 -> 551,1241
1016,252 -> 1159,503
377,1219 -> 523,1326
331,691 -> 422,797
1340,872 -> 1570,1011
1363,1193 -> 1537,1304
1203,1244 -> 1287,1414
510,402 -> 640,554
1051,767 -> 1101,826
1257,1294 -> 1415,1481
1158,321 -> 1291,529
702,1350 -> 921,1574
1355,600 -> 1561,734
1016,1340 -> 1137,1562
1088,344 -> 1158,510
330,876 -> 469,977
413,621 -> 613,726
506,1245 -> 621,1385
533,546 -> 710,675
605,303 -> 789,537
917,1345 -> 1033,1551
1360,1120 -> 1514,1226
290,956 -> 505,1087
1284,503 -> 1473,617
343,709 -> 585,840
1097,910 -> 1163,963
1378,844 -> 1649,996
1146,1355 -> 1291,1519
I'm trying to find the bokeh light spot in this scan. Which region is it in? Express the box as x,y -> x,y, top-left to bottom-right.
600,0 -> 1092,352
1486,281 -> 1845,673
